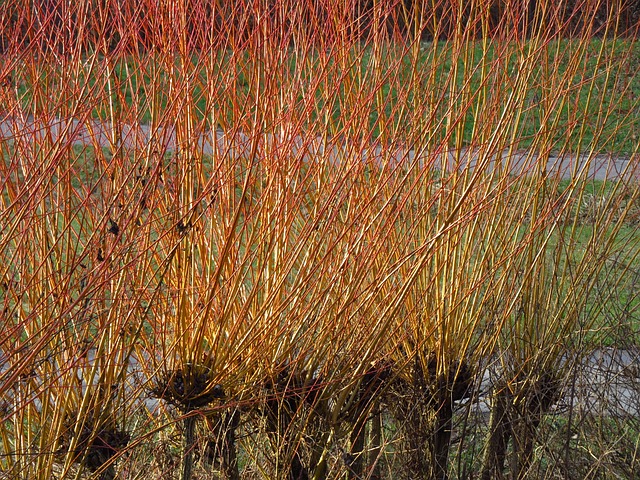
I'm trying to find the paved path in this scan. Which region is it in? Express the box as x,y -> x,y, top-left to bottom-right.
472,348 -> 640,418
1,113 -> 636,181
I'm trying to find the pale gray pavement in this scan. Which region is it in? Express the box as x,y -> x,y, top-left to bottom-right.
1,113 -> 636,181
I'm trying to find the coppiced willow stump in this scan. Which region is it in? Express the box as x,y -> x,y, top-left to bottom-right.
150,365 -> 225,412
481,371 -> 562,480
204,409 -> 241,480
390,356 -> 474,480
150,364 -> 226,480
345,362 -> 393,480
59,413 -> 130,480
258,366 -> 325,480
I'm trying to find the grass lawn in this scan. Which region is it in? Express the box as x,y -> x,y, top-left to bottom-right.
6,38 -> 640,155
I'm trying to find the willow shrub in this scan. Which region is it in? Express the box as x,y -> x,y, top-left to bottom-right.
1,1 -> 640,479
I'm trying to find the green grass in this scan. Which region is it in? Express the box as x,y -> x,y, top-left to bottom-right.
8,38 -> 640,155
